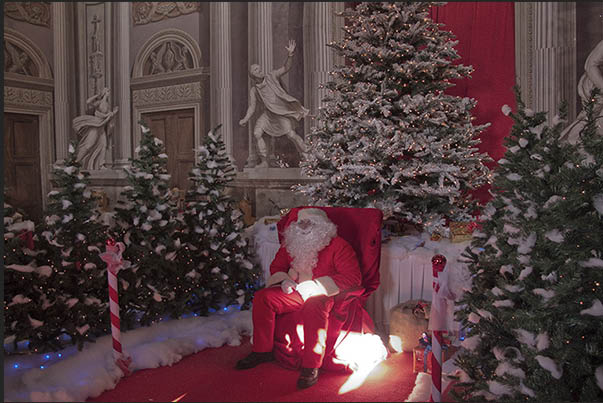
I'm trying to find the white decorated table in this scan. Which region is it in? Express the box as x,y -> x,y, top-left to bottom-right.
248,218 -> 471,334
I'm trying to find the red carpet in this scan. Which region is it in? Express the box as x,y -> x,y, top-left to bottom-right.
88,337 -> 419,402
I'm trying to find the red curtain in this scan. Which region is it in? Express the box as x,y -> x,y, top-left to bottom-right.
430,2 -> 517,204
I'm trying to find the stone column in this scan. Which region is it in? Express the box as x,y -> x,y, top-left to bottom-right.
245,2 -> 273,167
304,3 -> 341,136
531,3 -> 577,122
114,2 -> 132,168
210,3 -> 233,157
52,2 -> 70,163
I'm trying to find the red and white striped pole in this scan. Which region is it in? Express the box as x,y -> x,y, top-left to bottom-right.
430,254 -> 447,402
100,238 -> 132,376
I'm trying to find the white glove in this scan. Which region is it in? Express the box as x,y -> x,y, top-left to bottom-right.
296,280 -> 325,302
281,279 -> 297,294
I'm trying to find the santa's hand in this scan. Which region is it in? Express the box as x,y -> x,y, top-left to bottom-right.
281,279 -> 297,294
239,118 -> 247,127
296,280 -> 325,302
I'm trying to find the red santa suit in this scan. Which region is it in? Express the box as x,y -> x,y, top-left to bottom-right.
251,214 -> 362,369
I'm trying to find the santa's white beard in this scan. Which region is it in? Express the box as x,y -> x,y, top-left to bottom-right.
284,220 -> 337,277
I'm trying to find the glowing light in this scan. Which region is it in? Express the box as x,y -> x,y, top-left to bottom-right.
334,332 -> 388,395
13,363 -> 19,369
171,392 -> 187,402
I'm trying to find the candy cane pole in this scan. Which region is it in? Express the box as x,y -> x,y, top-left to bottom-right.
100,238 -> 132,376
430,254 -> 447,402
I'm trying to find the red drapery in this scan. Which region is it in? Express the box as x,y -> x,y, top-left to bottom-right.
430,2 -> 517,204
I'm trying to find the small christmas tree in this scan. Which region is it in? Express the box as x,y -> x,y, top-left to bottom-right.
297,2 -> 491,235
114,122 -> 182,328
3,200 -> 53,352
454,88 -> 603,401
181,125 -> 261,314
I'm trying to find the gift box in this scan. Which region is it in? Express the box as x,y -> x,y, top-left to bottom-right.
449,221 -> 476,243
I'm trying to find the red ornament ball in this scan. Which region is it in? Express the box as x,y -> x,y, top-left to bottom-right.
368,189 -> 377,196
431,255 -> 446,266
106,238 -> 116,246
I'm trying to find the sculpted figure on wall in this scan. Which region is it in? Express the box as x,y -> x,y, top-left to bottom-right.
4,41 -> 34,76
72,87 -> 119,170
146,41 -> 193,75
560,39 -> 603,145
240,39 -> 309,168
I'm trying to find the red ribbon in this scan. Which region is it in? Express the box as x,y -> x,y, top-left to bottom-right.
18,230 -> 34,250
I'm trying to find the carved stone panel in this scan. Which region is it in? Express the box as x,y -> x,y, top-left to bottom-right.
4,40 -> 37,76
4,86 -> 53,108
132,2 -> 200,25
4,2 -> 51,28
132,82 -> 201,107
144,40 -> 194,75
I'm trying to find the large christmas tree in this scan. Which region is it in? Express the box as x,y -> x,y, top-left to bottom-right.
454,89 -> 603,401
180,125 -> 261,314
113,122 -> 183,328
297,2 -> 491,235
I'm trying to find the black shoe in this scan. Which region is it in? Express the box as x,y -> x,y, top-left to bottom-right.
235,351 -> 275,370
297,367 -> 319,389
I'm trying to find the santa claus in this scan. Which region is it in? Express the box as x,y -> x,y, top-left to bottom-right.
235,208 -> 362,389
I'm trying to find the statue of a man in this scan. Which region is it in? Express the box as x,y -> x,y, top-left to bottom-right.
72,87 -> 119,170
240,39 -> 309,168
560,39 -> 603,144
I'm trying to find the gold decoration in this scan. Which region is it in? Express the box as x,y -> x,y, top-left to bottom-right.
449,221 -> 475,243
170,187 -> 186,211
91,190 -> 110,212
430,232 -> 442,242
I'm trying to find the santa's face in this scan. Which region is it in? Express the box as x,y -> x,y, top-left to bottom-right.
284,218 -> 337,276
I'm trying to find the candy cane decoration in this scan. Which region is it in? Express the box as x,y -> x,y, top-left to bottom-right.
100,238 -> 132,376
430,254 -> 447,402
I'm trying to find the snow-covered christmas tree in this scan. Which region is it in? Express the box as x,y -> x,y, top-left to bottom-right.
296,2 -> 491,235
180,125 -> 261,314
31,143 -> 109,351
114,122 -> 183,328
454,88 -> 603,401
3,200 -> 53,352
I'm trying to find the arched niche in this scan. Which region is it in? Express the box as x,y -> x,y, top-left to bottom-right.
4,28 -> 53,80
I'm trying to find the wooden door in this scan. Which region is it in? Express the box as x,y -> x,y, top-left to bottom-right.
141,109 -> 196,191
4,113 -> 42,222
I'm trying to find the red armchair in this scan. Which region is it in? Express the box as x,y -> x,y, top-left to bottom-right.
271,206 -> 383,372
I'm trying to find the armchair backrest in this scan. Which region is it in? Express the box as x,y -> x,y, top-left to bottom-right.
277,206 -> 383,302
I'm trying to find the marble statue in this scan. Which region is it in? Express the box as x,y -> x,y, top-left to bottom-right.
560,39 -> 603,145
72,87 -> 119,170
240,39 -> 309,168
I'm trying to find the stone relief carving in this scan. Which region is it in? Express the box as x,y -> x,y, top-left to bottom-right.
88,14 -> 105,95
4,2 -> 51,28
4,40 -> 36,76
132,82 -> 201,107
144,40 -> 193,75
4,86 -> 53,107
132,2 -> 200,26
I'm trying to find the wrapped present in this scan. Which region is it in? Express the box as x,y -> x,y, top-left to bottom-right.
449,221 -> 476,243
